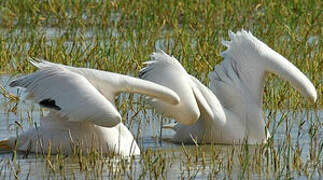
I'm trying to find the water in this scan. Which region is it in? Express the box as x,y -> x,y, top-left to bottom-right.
0,75 -> 322,179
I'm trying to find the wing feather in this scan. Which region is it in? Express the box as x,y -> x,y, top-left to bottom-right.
29,58 -> 180,105
139,51 -> 226,125
10,66 -> 122,127
139,50 -> 201,125
189,76 -> 226,124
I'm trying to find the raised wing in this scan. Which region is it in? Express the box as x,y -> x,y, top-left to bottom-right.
29,58 -> 180,106
139,50 -> 201,125
10,66 -> 122,127
214,30 -> 317,105
139,50 -> 224,125
189,76 -> 226,124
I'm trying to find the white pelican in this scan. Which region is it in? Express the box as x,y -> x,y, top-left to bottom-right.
0,59 -> 180,156
139,30 -> 317,144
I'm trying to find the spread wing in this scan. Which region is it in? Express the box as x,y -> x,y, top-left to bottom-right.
10,58 -> 180,127
189,75 -> 226,124
10,66 -> 122,127
139,50 -> 225,125
29,59 -> 180,105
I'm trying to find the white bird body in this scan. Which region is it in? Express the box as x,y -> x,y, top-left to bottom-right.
10,112 -> 140,155
6,60 -> 180,156
140,30 -> 317,144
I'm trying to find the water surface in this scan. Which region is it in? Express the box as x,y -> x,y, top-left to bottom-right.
0,75 -> 321,179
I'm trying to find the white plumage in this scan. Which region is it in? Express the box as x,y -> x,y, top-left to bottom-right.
140,30 -> 317,144
7,59 -> 180,156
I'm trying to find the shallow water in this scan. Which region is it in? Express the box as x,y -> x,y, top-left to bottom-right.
0,75 -> 322,179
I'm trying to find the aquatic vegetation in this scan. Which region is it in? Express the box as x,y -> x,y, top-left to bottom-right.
0,0 -> 321,179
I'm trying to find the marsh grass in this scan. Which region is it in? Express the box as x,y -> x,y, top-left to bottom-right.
0,0 -> 322,179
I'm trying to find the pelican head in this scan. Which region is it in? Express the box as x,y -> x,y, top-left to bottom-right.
221,30 -> 317,103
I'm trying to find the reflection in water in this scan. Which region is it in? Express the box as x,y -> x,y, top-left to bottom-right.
0,75 -> 322,179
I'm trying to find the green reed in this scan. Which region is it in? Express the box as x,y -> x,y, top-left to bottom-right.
0,0 -> 321,179
0,0 -> 321,109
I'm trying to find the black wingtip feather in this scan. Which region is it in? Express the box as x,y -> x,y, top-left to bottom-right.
138,70 -> 145,78
9,80 -> 18,87
139,67 -> 151,79
39,98 -> 61,110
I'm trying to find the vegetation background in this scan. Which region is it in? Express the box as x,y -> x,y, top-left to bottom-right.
0,0 -> 321,179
